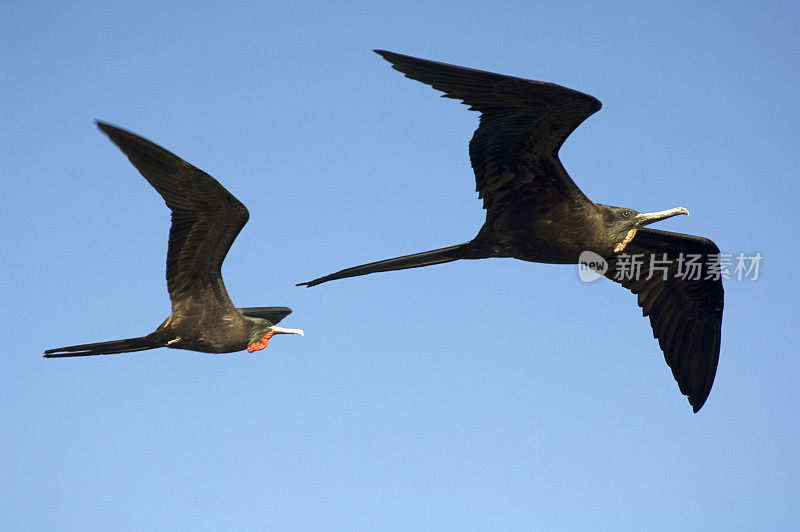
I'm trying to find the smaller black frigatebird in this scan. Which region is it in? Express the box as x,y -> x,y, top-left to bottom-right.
44,122 -> 303,358
298,51 -> 724,412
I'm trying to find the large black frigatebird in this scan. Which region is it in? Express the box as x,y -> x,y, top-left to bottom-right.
45,122 -> 303,358
299,50 -> 724,412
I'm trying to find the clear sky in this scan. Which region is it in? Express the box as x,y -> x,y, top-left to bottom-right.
2,1 -> 799,530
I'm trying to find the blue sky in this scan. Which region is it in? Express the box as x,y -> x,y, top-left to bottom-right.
2,1 -> 799,529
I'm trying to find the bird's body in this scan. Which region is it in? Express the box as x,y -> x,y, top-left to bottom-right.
44,122 -> 303,358
300,50 -> 723,411
145,305 -> 290,354
472,200 -> 627,263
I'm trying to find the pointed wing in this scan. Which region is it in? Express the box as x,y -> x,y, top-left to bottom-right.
237,307 -> 292,324
97,122 -> 248,309
604,228 -> 724,412
375,50 -> 601,218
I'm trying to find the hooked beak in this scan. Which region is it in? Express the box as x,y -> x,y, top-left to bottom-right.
635,206 -> 689,227
269,325 -> 304,336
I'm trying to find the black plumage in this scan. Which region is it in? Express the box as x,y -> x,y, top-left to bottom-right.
299,50 -> 723,411
44,122 -> 303,358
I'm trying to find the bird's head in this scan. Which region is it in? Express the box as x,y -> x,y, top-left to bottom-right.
246,319 -> 304,353
599,205 -> 689,254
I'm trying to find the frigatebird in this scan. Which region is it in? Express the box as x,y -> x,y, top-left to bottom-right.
44,122 -> 303,358
299,50 -> 724,412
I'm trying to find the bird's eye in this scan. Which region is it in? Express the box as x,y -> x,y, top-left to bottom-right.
622,211 -> 631,218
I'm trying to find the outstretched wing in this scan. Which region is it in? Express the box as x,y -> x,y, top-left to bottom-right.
375,50 -> 601,218
604,228 -> 724,412
97,122 -> 249,310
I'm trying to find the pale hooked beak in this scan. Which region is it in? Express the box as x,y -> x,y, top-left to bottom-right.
635,206 -> 689,226
269,325 -> 304,336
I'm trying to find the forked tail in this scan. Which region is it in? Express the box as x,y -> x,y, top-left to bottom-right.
297,242 -> 473,287
44,336 -> 161,358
